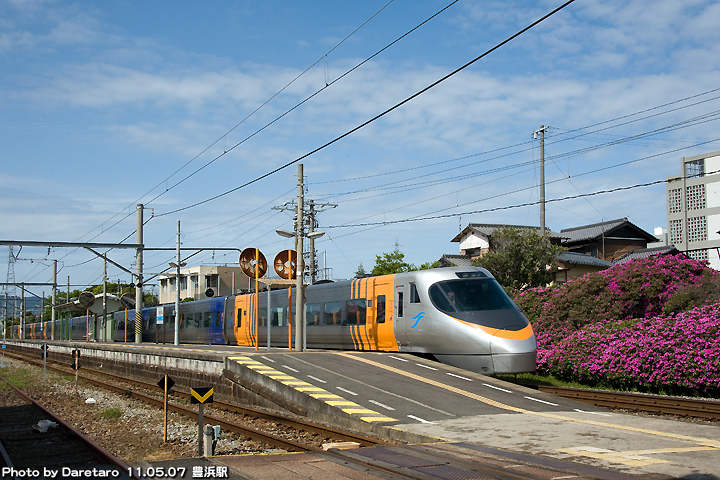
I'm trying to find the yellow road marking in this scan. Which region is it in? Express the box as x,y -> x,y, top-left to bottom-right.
336,352 -> 720,448
326,401 -> 360,406
342,409 -> 377,414
310,394 -> 343,399
361,416 -> 397,422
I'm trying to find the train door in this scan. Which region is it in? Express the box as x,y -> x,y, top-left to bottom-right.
394,284 -> 409,346
233,294 -> 253,346
209,299 -> 224,344
223,297 -> 235,345
373,278 -> 397,351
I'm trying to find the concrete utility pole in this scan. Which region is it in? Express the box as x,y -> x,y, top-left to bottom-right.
135,204 -> 144,344
175,220 -> 181,346
533,125 -> 549,237
103,254 -> 107,342
51,260 -> 57,340
295,164 -> 304,352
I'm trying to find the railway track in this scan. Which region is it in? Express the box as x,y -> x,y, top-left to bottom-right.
536,385 -> 720,420
3,351 -> 384,453
0,373 -> 140,479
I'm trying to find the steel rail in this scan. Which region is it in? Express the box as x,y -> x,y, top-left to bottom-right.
0,374 -> 143,480
5,350 -> 382,446
536,385 -> 720,420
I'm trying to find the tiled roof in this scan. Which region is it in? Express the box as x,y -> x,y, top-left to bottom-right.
451,223 -> 564,242
612,245 -> 681,265
559,218 -> 628,243
555,251 -> 613,268
439,254 -> 473,267
560,218 -> 657,244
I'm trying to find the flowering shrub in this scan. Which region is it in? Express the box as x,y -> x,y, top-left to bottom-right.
514,255 -> 720,395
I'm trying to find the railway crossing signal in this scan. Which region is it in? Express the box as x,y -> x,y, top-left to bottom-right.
40,343 -> 49,359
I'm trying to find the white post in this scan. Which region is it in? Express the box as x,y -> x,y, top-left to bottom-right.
175,220 -> 181,346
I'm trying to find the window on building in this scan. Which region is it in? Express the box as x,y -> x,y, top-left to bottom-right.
687,249 -> 709,262
686,159 -> 705,178
191,275 -> 198,291
669,219 -> 683,245
179,276 -> 187,290
205,275 -> 218,289
686,184 -> 706,211
668,188 -> 683,214
687,216 -> 707,243
170,277 -> 176,291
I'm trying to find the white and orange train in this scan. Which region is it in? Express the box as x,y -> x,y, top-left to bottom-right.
23,267 -> 536,375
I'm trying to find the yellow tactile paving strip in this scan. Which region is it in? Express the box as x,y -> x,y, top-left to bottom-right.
228,356 -> 396,423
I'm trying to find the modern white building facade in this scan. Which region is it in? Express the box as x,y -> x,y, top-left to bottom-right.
158,265 -> 257,305
666,150 -> 720,269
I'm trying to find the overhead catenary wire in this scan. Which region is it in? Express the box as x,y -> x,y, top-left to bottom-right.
54,1 -> 401,252
156,0 -> 577,217
146,0 -> 461,213
324,137 -> 720,230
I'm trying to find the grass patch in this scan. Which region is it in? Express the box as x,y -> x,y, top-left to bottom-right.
0,368 -> 36,390
496,372 -> 614,391
99,407 -> 123,422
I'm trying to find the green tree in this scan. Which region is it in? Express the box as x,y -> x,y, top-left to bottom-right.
472,226 -> 566,289
418,260 -> 440,270
371,250 -> 417,275
354,263 -> 367,277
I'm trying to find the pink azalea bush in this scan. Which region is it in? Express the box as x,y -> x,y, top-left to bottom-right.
513,255 -> 720,395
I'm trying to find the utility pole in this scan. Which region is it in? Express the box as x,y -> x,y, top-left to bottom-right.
135,204 -> 144,344
103,254 -> 107,342
295,164 -> 304,352
51,260 -> 56,340
273,200 -> 336,285
533,125 -> 549,237
175,220 -> 181,346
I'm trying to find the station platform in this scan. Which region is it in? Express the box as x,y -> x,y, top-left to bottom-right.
11,341 -> 720,479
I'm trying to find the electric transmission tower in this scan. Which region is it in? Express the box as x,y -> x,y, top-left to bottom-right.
2,246 -> 17,321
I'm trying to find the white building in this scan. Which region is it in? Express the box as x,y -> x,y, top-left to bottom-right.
158,265 -> 258,305
666,150 -> 720,269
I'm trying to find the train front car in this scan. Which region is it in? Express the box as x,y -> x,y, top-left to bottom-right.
397,267 -> 536,375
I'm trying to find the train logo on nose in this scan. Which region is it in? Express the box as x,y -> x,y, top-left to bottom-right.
410,312 -> 425,331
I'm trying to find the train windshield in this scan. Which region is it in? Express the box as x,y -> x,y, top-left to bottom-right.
429,279 -> 517,313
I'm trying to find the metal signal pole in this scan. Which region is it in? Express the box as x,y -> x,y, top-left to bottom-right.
135,204 -> 143,344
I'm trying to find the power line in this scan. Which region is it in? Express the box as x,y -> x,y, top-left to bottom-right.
146,1 -> 461,213
48,1 -> 399,254
324,138 -> 720,229
157,0 -> 576,217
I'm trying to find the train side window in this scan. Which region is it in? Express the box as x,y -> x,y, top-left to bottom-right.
203,312 -> 212,328
346,299 -> 366,325
397,292 -> 404,317
215,313 -> 221,328
324,302 -> 342,325
271,307 -> 284,326
306,303 -> 321,326
410,284 -> 421,303
237,309 -> 242,328
377,295 -> 386,324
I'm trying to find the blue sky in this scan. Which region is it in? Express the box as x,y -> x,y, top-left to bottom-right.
2,0 -> 720,297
